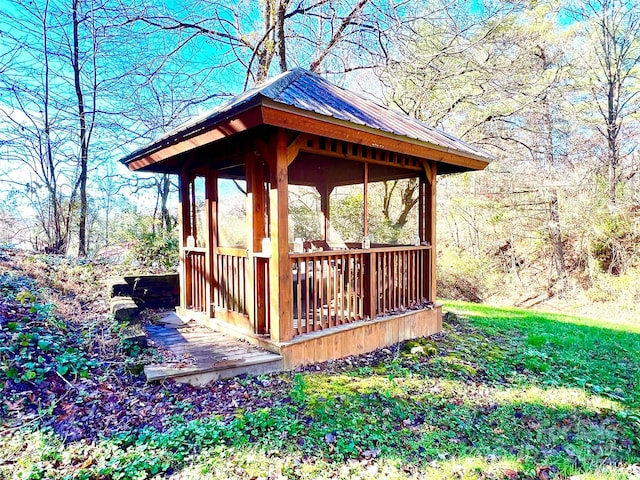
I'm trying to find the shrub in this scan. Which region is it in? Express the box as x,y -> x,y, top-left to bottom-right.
585,268 -> 640,303
589,211 -> 639,275
437,247 -> 495,302
126,231 -> 178,272
118,215 -> 179,272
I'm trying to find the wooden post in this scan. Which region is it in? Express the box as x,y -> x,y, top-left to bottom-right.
178,172 -> 191,310
320,183 -> 333,242
364,251 -> 377,320
425,162 -> 437,301
246,152 -> 268,334
419,177 -> 426,244
363,161 -> 369,238
206,170 -> 218,317
269,130 -> 293,343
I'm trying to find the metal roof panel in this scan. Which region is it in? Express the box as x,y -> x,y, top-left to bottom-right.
121,68 -> 493,167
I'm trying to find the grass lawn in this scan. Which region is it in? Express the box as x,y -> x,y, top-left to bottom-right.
2,298 -> 639,479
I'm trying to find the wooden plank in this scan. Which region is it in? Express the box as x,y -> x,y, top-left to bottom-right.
209,171 -> 219,314
214,308 -> 253,332
205,171 -> 217,317
330,332 -> 342,361
314,335 -> 327,364
281,343 -> 302,370
255,257 -> 268,334
362,323 -> 378,352
400,314 -> 417,341
246,152 -> 267,334
145,354 -> 282,384
288,244 -> 430,259
287,133 -> 309,165
216,247 -> 248,257
382,315 -> 399,347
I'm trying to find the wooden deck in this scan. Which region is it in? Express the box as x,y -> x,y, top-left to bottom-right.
144,323 -> 283,386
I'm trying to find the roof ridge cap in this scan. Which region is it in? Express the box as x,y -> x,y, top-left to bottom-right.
260,68 -> 309,100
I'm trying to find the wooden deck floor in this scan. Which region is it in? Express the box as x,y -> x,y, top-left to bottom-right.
144,323 -> 283,385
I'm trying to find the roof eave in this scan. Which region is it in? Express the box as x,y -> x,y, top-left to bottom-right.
121,95 -> 493,174
260,100 -> 492,171
121,101 -> 267,172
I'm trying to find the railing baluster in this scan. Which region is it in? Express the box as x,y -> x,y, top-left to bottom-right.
320,258 -> 325,327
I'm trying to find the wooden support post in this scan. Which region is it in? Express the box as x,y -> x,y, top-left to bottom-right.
246,153 -> 268,334
178,172 -> 191,310
363,161 -> 369,238
206,170 -> 218,317
315,181 -> 334,243
419,177 -> 426,244
320,183 -> 333,242
269,130 -> 293,343
425,162 -> 437,301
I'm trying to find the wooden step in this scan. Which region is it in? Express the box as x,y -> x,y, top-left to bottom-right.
143,324 -> 283,385
144,353 -> 282,385
122,323 -> 148,347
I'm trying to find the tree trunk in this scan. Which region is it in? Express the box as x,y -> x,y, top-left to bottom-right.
73,0 -> 89,256
548,190 -> 567,291
160,174 -> 173,232
43,0 -> 66,253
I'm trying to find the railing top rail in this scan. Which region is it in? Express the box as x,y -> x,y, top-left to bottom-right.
288,244 -> 431,259
183,247 -> 206,253
216,247 -> 248,257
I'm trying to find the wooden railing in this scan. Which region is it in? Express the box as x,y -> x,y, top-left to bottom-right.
288,245 -> 431,337
289,250 -> 366,335
374,247 -> 429,316
185,244 -> 430,339
215,247 -> 248,315
184,247 -> 207,312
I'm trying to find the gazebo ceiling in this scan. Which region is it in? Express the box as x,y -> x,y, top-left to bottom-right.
120,68 -> 494,174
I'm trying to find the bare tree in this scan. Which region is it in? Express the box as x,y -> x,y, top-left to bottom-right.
126,0 -> 404,88
573,0 -> 640,207
0,0 -> 77,253
69,0 -> 98,256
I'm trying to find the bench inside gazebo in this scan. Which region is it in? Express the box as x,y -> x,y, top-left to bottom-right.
121,68 -> 491,376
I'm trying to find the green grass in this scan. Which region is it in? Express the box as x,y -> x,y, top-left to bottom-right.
2,301 -> 639,479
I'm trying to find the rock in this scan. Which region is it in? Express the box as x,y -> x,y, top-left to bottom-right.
410,346 -> 425,355
107,274 -> 179,309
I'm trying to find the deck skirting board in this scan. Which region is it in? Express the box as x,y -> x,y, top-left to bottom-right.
278,305 -> 442,370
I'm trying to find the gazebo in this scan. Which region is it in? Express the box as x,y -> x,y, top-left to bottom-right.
121,68 -> 491,370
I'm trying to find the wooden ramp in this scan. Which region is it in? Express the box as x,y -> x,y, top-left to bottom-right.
144,324 -> 283,386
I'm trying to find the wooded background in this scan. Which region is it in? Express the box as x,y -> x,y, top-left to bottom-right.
1,0 -> 638,313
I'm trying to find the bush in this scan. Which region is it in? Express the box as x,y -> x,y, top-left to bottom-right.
118,215 -> 179,272
437,248 -> 495,302
126,231 -> 178,272
589,211 -> 640,275
585,268 -> 640,303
